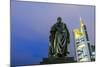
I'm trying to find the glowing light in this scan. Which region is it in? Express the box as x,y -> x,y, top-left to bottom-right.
73,29 -> 83,39
77,44 -> 85,50
79,58 -> 89,62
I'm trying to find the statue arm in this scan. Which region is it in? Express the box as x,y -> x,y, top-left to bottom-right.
50,24 -> 56,33
49,24 -> 57,56
50,24 -> 57,39
49,24 -> 57,45
64,24 -> 70,43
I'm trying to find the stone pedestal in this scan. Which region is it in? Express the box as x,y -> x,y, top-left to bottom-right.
40,57 -> 76,64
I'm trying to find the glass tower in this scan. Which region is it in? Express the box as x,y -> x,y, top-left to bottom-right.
73,17 -> 91,62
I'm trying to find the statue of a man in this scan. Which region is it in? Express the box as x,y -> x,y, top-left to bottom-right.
49,17 -> 70,58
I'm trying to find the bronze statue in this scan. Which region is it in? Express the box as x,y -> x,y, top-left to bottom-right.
49,17 -> 70,58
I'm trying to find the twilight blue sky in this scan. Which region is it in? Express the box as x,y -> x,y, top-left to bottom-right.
11,1 -> 95,66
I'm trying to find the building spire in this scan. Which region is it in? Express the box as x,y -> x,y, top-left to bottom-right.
80,17 -> 84,33
80,17 -> 84,28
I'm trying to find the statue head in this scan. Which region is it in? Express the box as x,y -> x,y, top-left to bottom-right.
57,17 -> 62,23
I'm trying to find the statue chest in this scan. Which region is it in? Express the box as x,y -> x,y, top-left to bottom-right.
55,24 -> 65,33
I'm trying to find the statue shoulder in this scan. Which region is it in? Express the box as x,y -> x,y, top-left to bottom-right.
63,22 -> 66,26
61,22 -> 67,28
50,23 -> 57,32
51,23 -> 56,28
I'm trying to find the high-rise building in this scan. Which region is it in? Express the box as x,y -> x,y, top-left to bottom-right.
90,45 -> 95,61
73,17 -> 91,62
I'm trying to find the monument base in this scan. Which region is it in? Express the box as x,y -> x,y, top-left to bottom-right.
40,57 -> 76,64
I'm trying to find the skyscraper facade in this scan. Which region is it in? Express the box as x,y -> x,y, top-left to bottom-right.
73,18 -> 91,62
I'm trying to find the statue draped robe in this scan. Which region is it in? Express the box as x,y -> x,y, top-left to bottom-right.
49,22 -> 70,57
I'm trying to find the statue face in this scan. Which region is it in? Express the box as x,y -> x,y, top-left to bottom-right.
57,17 -> 62,23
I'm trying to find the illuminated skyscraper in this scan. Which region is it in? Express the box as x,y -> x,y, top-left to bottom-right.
73,17 -> 91,62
